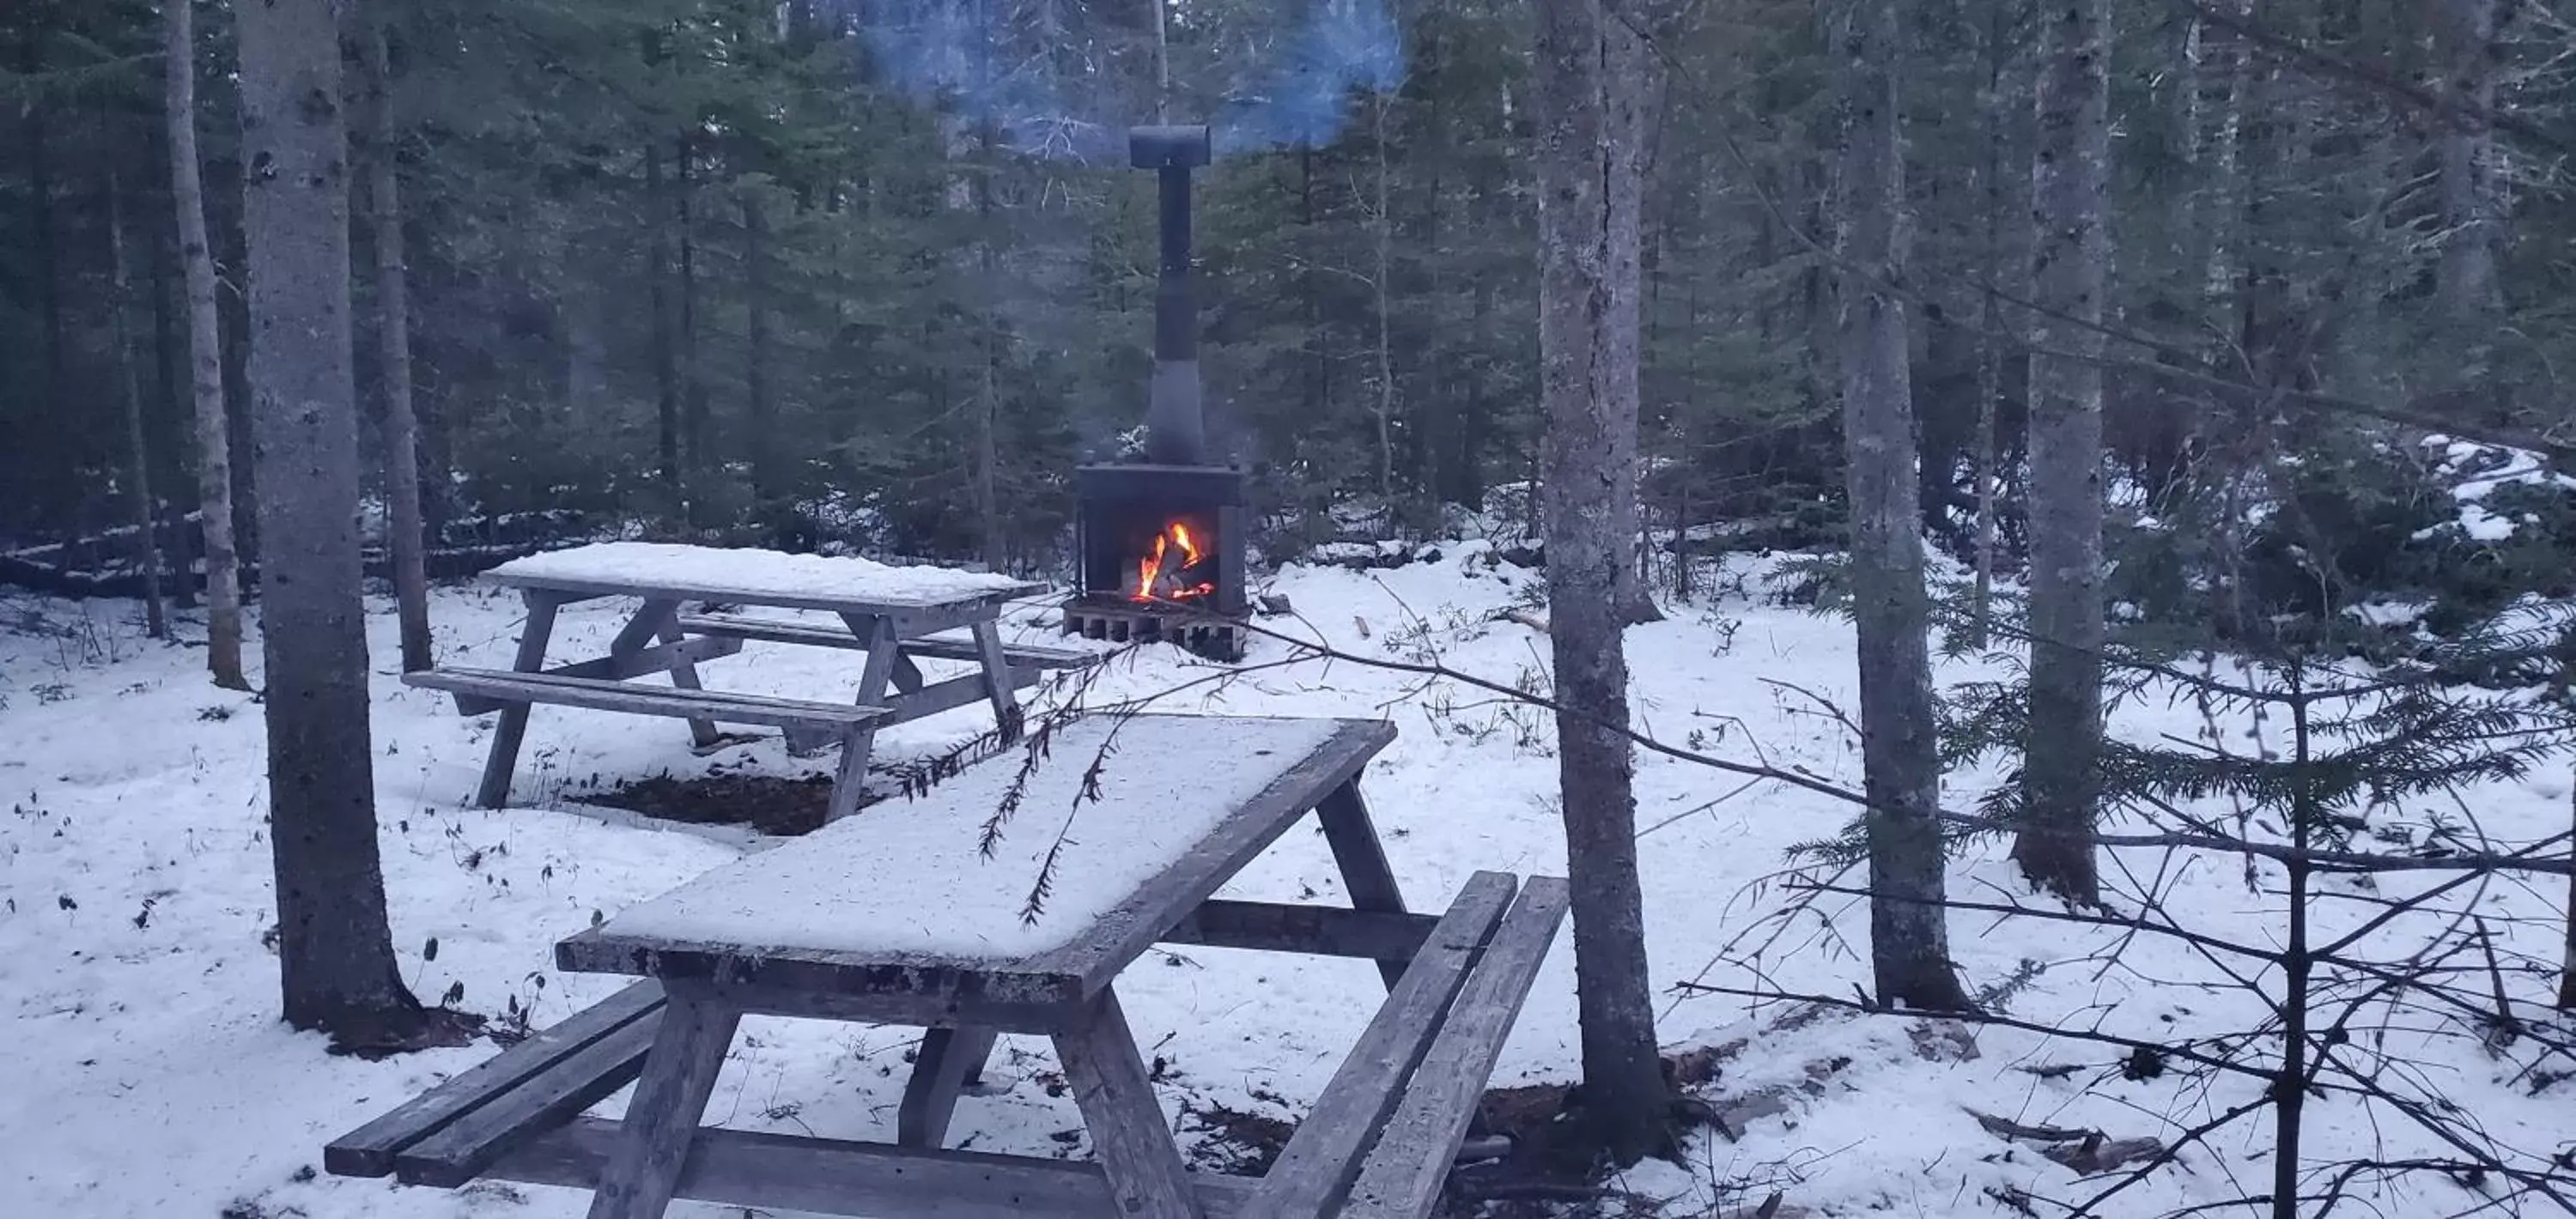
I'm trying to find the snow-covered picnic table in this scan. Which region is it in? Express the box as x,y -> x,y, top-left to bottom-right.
406,542 -> 1066,822
324,713 -> 1572,1219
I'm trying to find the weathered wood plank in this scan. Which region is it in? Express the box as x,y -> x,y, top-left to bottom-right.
1339,876 -> 1573,1219
409,668 -> 890,732
1157,901 -> 1437,963
897,1025 -> 999,1148
1314,782 -> 1412,990
677,612 -> 1096,669
1234,873 -> 1516,1219
486,1117 -> 1261,1219
555,717 -> 1398,1006
487,568 -> 1048,616
1054,719 -> 1396,998
969,619 -> 1024,743
393,1008 -> 663,1186
871,669 -> 1039,725
584,992 -> 740,1219
450,636 -> 744,715
826,612 -> 902,823
647,599 -> 725,749
477,591 -> 561,808
1053,986 -> 1200,1219
324,980 -> 665,1178
550,974 -> 1078,1035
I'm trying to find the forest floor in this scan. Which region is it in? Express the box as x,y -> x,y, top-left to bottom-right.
3,548 -> 2570,1219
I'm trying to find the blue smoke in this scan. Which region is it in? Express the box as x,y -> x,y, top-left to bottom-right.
1215,0 -> 1406,154
839,0 -> 1110,159
829,0 -> 1403,161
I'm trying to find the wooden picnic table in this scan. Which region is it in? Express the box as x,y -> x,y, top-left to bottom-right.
325,713 -> 1571,1219
406,542 -> 1066,822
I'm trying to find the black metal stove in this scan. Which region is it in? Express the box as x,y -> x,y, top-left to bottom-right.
1062,124 -> 1251,660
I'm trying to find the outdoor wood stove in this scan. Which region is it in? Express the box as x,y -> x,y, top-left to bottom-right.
1062,124 -> 1251,660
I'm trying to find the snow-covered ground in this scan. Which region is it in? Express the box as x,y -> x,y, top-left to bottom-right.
3,550 -> 2568,1219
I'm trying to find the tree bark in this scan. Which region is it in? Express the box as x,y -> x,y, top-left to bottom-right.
1604,12 -> 1663,627
2432,0 -> 2502,324
647,137 -> 683,494
168,0 -> 248,688
744,191 -> 779,510
677,136 -> 706,519
108,170 -> 170,640
234,0 -> 422,1034
22,24 -> 68,516
1834,0 -> 1971,1013
2014,0 -> 2111,905
2560,777 -> 2575,1011
1531,0 -> 1673,1164
357,21 -> 432,673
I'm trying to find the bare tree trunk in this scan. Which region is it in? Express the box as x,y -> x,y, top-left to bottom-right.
1371,95 -> 1398,504
108,171 -> 170,640
2433,0 -> 2502,324
357,21 -> 431,673
235,0 -> 422,1035
2561,777 -> 2575,1011
1968,0 -> 2022,649
2014,0 -> 2111,905
971,119 -> 1005,570
1532,0 -> 1673,1164
1834,0 -> 1970,1013
1605,13 -> 1663,627
647,137 -> 682,494
167,0 -> 246,685
744,191 -> 779,510
677,136 -> 706,520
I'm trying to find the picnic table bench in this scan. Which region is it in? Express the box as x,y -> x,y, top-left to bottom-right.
326,714 -> 1569,1219
406,542 -> 1065,822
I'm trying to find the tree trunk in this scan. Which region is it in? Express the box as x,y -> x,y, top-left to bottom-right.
677,136 -> 706,519
970,121 -> 1005,569
1530,0 -> 1673,1165
357,21 -> 432,674
2433,0 -> 2502,324
149,209 -> 198,612
22,26 -> 68,515
1834,0 -> 1971,1013
2560,777 -> 2575,1011
1371,95 -> 1398,505
108,171 -> 170,640
2014,0 -> 2111,905
234,0 -> 422,1035
1605,13 -> 1663,627
647,138 -> 682,493
1968,0 -> 2026,650
744,191 -> 779,511
167,0 -> 248,688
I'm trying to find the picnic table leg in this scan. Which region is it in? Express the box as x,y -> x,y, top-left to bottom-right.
1315,780 -> 1412,990
823,613 -> 902,822
635,601 -> 723,751
896,1024 -> 999,1148
1052,986 -> 1200,1219
585,988 -> 740,1219
475,591 -> 561,809
969,618 -> 1025,743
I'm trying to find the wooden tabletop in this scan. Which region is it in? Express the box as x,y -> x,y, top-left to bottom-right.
485,542 -> 1048,613
557,715 -> 1397,1016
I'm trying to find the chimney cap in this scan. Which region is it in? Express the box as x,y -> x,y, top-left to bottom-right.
1129,124 -> 1212,170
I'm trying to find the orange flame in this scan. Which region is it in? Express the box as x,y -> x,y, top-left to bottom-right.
1132,520 -> 1216,603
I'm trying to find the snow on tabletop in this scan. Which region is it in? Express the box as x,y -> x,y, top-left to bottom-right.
590,715 -> 1349,963
487,541 -> 1036,607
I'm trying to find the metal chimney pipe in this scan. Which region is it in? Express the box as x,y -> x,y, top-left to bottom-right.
1128,124 -> 1211,465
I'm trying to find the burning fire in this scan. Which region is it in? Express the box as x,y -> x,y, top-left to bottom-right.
1132,521 -> 1216,603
